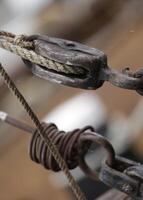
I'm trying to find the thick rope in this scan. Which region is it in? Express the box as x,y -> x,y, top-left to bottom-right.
0,31 -> 84,75
0,63 -> 86,200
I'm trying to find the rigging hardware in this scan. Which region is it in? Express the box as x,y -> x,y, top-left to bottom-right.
100,156 -> 143,200
0,31 -> 143,94
0,111 -> 143,199
0,111 -> 115,177
0,31 -> 143,199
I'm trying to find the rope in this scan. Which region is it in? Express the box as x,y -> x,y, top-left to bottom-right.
0,63 -> 86,200
0,31 -> 84,75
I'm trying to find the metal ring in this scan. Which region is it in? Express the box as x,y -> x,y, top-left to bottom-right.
78,132 -> 116,181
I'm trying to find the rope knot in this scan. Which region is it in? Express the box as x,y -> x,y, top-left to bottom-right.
13,35 -> 26,45
13,34 -> 33,49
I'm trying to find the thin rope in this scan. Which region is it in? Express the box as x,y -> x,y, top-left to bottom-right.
0,63 -> 86,200
0,31 -> 84,75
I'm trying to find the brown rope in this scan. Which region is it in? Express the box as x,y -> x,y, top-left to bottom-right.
0,63 -> 86,200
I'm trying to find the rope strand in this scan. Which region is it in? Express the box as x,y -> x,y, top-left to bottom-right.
0,31 -> 83,75
0,63 -> 86,200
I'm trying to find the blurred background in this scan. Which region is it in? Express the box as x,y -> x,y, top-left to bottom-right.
0,0 -> 143,199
